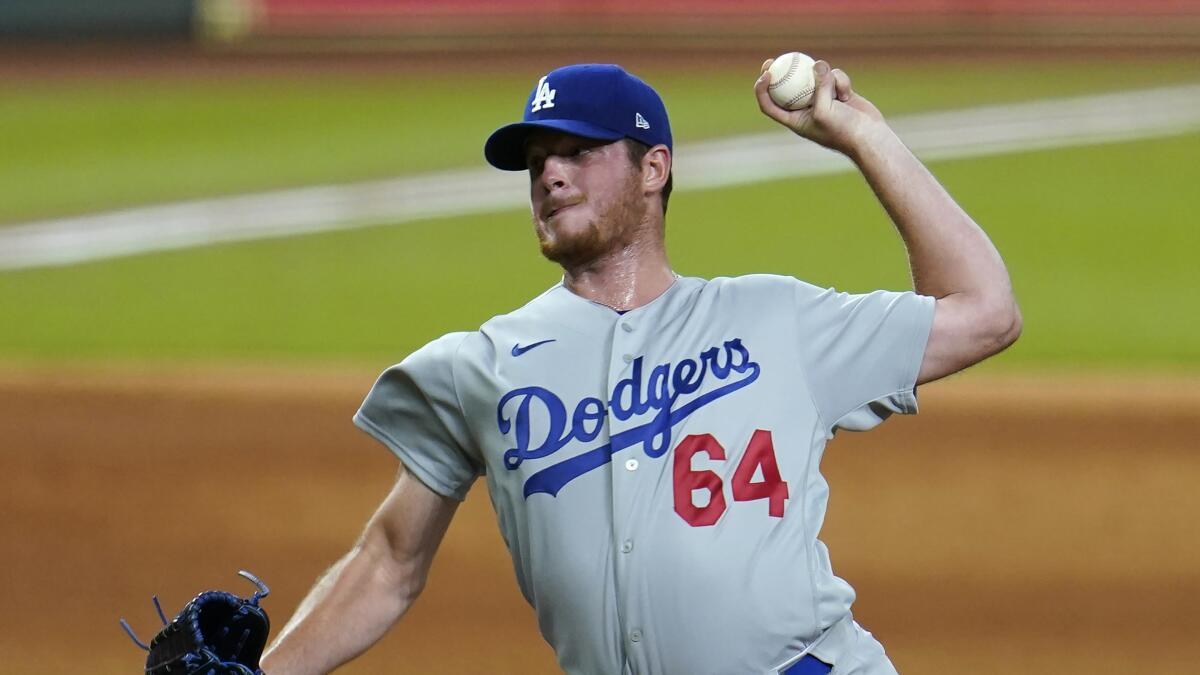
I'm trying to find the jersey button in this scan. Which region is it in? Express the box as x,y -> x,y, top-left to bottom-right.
621,322 -> 634,333
621,540 -> 633,553
629,629 -> 642,643
622,353 -> 633,364
625,458 -> 639,471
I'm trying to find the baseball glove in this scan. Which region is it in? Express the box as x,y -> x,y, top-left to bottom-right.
120,570 -> 271,675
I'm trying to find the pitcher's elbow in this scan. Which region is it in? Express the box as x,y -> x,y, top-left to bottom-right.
990,299 -> 1023,353
1008,303 -> 1024,343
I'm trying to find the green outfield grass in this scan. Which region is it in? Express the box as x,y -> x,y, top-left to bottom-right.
1,130 -> 1197,370
2,57 -> 1199,224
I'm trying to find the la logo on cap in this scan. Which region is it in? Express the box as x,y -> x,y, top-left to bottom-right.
531,76 -> 556,113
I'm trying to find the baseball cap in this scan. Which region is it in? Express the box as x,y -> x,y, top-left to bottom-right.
484,63 -> 672,171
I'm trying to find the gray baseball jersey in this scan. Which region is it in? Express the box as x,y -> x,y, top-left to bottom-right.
354,273 -> 934,675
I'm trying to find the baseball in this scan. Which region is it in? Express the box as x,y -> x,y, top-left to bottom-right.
767,52 -> 817,110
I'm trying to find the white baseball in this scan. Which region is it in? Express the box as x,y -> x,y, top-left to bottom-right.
767,52 -> 817,110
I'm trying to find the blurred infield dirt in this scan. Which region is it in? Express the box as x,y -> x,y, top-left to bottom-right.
1,366 -> 1198,674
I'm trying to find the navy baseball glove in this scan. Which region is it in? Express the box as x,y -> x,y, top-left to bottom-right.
120,570 -> 271,675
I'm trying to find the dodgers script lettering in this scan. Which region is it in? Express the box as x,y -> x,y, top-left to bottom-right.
496,338 -> 761,497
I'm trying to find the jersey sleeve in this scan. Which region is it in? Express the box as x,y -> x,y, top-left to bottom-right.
793,280 -> 935,434
353,332 -> 481,501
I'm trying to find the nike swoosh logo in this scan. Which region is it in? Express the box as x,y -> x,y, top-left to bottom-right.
511,339 -> 556,357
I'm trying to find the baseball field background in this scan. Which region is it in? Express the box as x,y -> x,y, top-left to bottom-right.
2,1 -> 1199,673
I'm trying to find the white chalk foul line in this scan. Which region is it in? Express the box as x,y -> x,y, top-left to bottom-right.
2,83 -> 1199,272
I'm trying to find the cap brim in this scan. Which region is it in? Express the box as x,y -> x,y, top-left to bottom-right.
484,119 -> 625,171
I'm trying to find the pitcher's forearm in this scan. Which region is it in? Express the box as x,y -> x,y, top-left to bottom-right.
849,122 -> 1014,305
261,545 -> 413,675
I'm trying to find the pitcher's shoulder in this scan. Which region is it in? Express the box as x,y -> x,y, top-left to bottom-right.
465,283 -> 581,365
697,273 -> 815,300
474,283 -> 566,341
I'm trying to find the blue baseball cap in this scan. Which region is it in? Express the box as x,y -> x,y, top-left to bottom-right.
484,63 -> 672,171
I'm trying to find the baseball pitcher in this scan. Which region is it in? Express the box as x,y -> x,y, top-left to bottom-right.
259,59 -> 1021,675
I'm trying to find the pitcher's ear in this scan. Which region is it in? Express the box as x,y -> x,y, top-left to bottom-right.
642,145 -> 671,192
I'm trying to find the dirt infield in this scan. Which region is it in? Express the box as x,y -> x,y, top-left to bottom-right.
2,365 -> 1197,674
